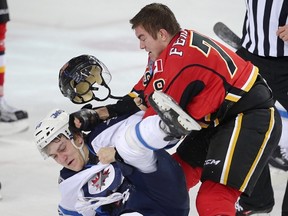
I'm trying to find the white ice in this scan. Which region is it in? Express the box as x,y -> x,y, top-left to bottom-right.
0,0 -> 287,215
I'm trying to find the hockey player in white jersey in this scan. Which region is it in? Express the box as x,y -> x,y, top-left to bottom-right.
34,91 -> 201,216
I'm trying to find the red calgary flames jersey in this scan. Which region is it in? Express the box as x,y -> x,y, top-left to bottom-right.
132,29 -> 258,127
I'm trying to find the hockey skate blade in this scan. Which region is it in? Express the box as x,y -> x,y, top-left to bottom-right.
0,119 -> 29,136
151,91 -> 201,131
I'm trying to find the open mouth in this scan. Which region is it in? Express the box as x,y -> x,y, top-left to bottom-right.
68,159 -> 74,166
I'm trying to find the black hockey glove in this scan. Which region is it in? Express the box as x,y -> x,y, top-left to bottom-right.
69,108 -> 101,132
81,103 -> 93,110
106,92 -> 146,117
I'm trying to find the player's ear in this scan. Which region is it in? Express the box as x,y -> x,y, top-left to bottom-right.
74,133 -> 84,147
158,29 -> 169,41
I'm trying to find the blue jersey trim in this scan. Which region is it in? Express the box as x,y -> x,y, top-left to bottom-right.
135,122 -> 157,150
58,205 -> 82,216
278,109 -> 288,119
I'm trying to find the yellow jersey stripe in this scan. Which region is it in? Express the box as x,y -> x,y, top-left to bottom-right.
239,107 -> 275,192
225,93 -> 241,102
220,113 -> 243,185
128,92 -> 138,98
241,66 -> 259,92
0,66 -> 5,73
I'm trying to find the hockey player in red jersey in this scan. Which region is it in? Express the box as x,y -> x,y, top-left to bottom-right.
0,0 -> 28,136
126,3 -> 281,215
59,4 -> 282,215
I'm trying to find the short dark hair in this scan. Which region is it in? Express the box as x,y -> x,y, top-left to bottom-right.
129,3 -> 181,39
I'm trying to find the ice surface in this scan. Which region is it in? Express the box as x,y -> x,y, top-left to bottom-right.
0,0 -> 286,215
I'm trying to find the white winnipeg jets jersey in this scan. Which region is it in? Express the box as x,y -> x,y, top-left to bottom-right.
58,163 -> 123,216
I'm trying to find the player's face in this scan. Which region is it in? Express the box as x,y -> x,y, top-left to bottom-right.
134,25 -> 167,61
47,135 -> 85,171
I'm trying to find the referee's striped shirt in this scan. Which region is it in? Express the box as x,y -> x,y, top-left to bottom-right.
241,0 -> 288,57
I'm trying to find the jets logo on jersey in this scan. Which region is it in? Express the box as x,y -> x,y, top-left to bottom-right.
91,168 -> 110,191
83,164 -> 123,197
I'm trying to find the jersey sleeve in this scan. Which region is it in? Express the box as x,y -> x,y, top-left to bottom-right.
106,93 -> 140,117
